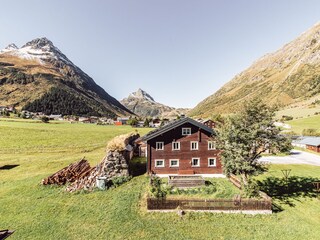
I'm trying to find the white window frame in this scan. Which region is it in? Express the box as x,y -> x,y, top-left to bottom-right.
169,159 -> 179,167
182,127 -> 191,136
190,141 -> 199,150
191,157 -> 200,167
155,159 -> 165,168
208,157 -> 217,167
172,142 -> 180,151
156,142 -> 164,150
208,141 -> 216,150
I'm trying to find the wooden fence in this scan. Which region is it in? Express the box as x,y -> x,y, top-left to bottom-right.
147,196 -> 272,211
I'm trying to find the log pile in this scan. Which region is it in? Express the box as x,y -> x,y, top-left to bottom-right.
42,133 -> 140,192
66,151 -> 130,192
42,158 -> 92,185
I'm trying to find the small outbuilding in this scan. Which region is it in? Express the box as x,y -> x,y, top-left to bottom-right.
296,137 -> 320,153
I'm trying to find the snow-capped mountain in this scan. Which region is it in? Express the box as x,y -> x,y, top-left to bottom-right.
2,38 -> 68,64
0,37 -> 132,117
128,88 -> 155,102
121,88 -> 189,118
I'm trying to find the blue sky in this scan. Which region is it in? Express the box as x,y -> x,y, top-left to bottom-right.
0,0 -> 320,108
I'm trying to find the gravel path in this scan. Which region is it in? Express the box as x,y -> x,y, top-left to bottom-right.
259,149 -> 320,166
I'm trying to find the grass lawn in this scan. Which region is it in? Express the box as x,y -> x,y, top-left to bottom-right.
285,114 -> 320,134
1,120 -> 320,239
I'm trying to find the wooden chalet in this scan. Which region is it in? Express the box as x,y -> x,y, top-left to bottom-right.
296,137 -> 320,153
305,138 -> 320,153
140,117 -> 223,177
197,118 -> 216,129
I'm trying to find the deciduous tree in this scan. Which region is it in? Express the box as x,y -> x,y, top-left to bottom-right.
217,99 -> 292,185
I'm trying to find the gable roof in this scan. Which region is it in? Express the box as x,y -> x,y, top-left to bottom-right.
141,117 -> 215,142
299,137 -> 320,147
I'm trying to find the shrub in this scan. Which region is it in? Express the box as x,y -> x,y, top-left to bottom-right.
41,116 -> 50,123
150,176 -> 167,198
203,184 -> 217,194
243,179 -> 260,198
281,115 -> 293,121
112,176 -> 132,187
302,128 -> 320,136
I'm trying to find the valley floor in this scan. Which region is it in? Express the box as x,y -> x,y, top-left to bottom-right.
0,120 -> 319,239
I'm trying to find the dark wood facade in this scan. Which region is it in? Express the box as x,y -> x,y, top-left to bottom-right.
202,119 -> 216,129
144,120 -> 223,175
306,144 -> 320,153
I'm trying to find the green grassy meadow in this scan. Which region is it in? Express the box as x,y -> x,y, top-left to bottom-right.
285,114 -> 320,134
1,119 -> 320,239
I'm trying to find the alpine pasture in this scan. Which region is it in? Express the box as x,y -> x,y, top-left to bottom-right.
0,119 -> 319,240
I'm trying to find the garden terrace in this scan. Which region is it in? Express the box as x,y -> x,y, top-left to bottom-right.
168,175 -> 205,188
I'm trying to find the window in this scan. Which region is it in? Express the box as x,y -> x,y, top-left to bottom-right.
190,141 -> 198,150
208,141 -> 216,150
170,159 -> 179,167
172,142 -> 180,150
191,158 -> 200,167
156,142 -> 164,150
182,128 -> 191,135
208,158 -> 216,167
155,159 -> 164,167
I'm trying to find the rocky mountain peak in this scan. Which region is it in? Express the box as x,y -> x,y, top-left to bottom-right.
121,89 -> 189,118
0,38 -> 132,117
0,37 -> 75,67
22,37 -> 54,50
4,43 -> 18,50
129,88 -> 155,102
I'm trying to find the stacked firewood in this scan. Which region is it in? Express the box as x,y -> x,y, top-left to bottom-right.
66,164 -> 102,192
42,158 -> 92,185
42,132 -> 140,192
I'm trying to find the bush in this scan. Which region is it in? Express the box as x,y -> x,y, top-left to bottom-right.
302,128 -> 320,136
150,176 -> 167,198
41,116 -> 50,123
112,176 -> 132,187
243,179 -> 260,198
281,115 -> 293,121
203,184 -> 217,194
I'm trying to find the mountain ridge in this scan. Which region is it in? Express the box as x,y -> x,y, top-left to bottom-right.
190,22 -> 320,117
0,37 -> 132,117
121,88 -> 189,118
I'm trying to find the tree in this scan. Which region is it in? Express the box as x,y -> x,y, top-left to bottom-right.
41,116 -> 50,123
143,118 -> 151,127
127,117 -> 138,127
217,99 -> 292,185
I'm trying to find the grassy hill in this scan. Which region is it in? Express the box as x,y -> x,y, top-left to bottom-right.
0,120 -> 319,239
190,23 -> 320,117
285,114 -> 320,134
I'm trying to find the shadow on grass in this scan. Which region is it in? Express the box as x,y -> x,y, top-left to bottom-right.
257,176 -> 320,209
0,164 -> 19,170
129,158 -> 146,177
